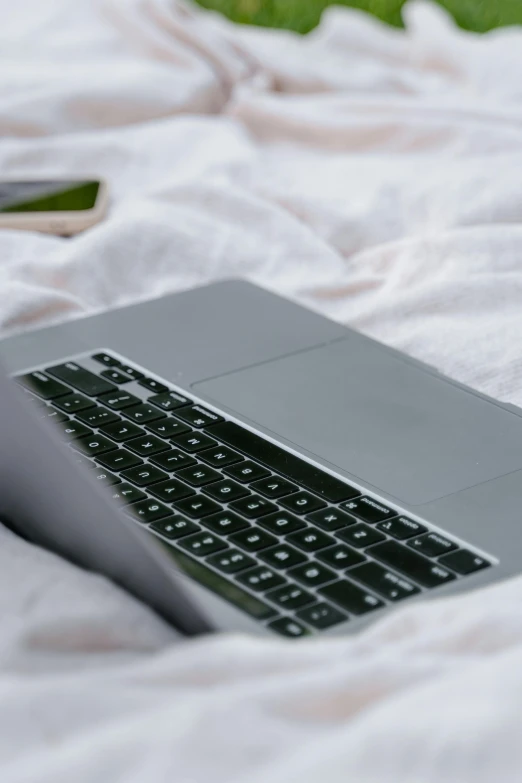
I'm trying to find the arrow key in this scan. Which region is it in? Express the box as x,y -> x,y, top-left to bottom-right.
98,391 -> 141,411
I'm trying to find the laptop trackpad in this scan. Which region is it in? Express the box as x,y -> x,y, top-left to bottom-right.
194,336 -> 522,506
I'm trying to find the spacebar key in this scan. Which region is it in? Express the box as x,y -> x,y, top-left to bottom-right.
369,540 -> 456,588
210,421 -> 359,503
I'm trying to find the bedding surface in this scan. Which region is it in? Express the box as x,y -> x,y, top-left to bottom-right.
2,0 -> 522,780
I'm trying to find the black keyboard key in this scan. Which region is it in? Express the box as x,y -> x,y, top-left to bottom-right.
128,499 -> 172,524
306,507 -> 356,533
99,421 -> 144,442
96,449 -> 143,472
236,566 -> 285,592
171,431 -> 217,453
122,404 -> 166,424
229,528 -> 278,553
18,371 -> 70,400
337,523 -> 386,549
266,585 -> 314,611
148,478 -> 195,503
319,580 -> 384,615
280,491 -> 327,515
174,405 -> 224,429
369,540 -> 457,588
91,467 -> 121,486
60,421 -> 92,440
229,495 -> 278,519
101,392 -> 142,411
288,562 -> 336,588
223,461 -> 270,483
40,408 -> 68,424
317,544 -> 366,570
54,393 -> 95,414
125,435 -> 170,458
198,446 -> 244,469
148,391 -> 192,411
286,529 -> 335,553
146,418 -> 190,439
259,544 -> 307,570
178,532 -> 227,557
258,511 -> 306,536
138,377 -> 168,394
174,496 -> 221,518
92,353 -> 120,368
212,421 -> 359,503
201,511 -> 250,536
109,483 -> 146,505
47,362 -> 116,396
340,496 -> 395,524
267,618 -> 309,638
72,434 -> 117,457
439,549 -> 491,575
150,516 -> 199,540
150,449 -> 197,472
24,393 -> 44,409
296,603 -> 347,630
177,465 -> 222,488
203,479 -> 249,502
408,533 -> 458,558
350,562 -> 420,602
101,369 -> 133,384
72,453 -> 96,468
118,365 -> 144,381
161,549 -> 276,621
121,464 -> 168,487
207,549 -> 255,574
77,407 -> 120,427
250,476 -> 298,499
377,516 -> 427,541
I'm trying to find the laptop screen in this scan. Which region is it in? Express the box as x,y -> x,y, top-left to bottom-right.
0,363 -> 212,636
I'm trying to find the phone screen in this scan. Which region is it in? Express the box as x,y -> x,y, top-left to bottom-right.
0,181 -> 100,213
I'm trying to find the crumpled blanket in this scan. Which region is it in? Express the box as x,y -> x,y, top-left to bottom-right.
1,0 -> 522,780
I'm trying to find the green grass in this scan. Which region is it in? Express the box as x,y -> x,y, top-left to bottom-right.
193,0 -> 522,34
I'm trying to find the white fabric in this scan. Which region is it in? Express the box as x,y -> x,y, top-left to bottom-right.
1,0 -> 522,780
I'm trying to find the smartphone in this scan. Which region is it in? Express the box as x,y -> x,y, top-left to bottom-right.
0,179 -> 108,236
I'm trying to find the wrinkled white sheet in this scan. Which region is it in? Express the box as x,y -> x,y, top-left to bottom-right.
2,0 -> 522,780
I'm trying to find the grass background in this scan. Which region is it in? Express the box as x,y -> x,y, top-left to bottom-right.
193,0 -> 522,34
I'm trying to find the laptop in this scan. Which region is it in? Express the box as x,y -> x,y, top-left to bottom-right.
0,279 -> 518,639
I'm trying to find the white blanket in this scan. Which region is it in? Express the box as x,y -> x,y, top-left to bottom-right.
2,1 -> 522,780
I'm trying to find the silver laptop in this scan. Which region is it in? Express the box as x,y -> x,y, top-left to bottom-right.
0,279 -> 518,639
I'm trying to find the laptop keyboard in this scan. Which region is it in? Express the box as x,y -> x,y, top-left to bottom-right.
16,352 -> 493,638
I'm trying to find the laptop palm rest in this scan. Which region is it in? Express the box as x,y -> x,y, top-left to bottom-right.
194,336 -> 522,507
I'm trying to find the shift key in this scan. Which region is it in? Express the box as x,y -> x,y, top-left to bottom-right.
368,540 -> 456,588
